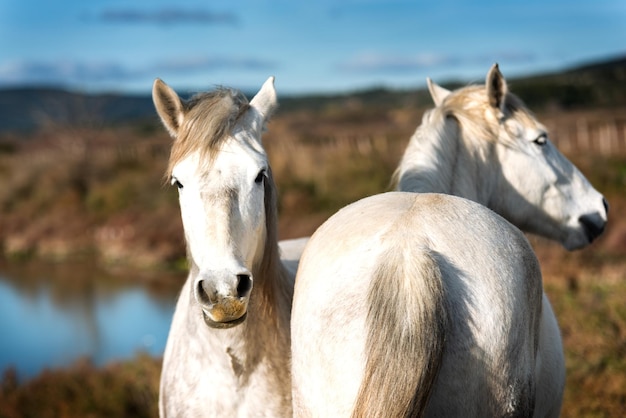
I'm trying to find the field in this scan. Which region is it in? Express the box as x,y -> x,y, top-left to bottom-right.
0,95 -> 625,417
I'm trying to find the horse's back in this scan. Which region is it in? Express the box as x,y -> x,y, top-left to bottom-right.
299,192 -> 541,299
291,192 -> 543,417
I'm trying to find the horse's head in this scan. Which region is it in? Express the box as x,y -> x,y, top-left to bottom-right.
428,64 -> 608,251
153,77 -> 278,328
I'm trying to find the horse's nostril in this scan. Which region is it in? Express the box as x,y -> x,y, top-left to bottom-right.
602,197 -> 609,215
236,274 -> 252,298
196,280 -> 214,305
579,214 -> 606,242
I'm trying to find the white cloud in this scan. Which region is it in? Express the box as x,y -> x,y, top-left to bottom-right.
0,56 -> 276,87
337,51 -> 536,74
96,8 -> 238,26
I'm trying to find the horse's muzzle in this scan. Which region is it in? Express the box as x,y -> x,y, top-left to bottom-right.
194,275 -> 251,328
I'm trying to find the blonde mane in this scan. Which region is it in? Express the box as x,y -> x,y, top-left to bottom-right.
252,166 -> 294,333
166,88 -> 250,177
391,83 -> 538,191
442,84 -> 538,146
441,85 -> 496,142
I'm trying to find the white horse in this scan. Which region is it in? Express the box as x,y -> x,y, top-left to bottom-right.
291,191 -> 544,417
291,65 -> 608,417
153,77 -> 295,417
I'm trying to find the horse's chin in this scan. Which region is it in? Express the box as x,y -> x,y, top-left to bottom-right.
561,230 -> 594,251
202,311 -> 248,329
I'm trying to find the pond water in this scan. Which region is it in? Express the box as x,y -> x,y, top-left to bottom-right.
0,260 -> 181,379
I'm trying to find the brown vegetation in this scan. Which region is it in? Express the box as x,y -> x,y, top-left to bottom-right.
0,354 -> 160,418
0,100 -> 625,416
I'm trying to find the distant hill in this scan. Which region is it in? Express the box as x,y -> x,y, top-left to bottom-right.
504,55 -> 626,109
279,55 -> 626,113
0,54 -> 624,133
0,88 -> 157,132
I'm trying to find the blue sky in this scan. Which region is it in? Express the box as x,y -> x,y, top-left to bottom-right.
1,0 -> 624,95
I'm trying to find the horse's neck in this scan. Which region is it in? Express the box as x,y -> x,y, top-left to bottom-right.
250,255 -> 294,340
397,110 -> 494,206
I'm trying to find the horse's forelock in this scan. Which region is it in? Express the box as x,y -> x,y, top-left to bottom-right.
166,88 -> 251,177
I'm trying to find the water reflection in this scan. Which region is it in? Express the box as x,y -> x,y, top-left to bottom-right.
0,260 -> 181,379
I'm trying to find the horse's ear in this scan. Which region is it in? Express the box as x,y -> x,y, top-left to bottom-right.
250,76 -> 278,122
152,78 -> 185,138
427,78 -> 451,106
486,63 -> 508,111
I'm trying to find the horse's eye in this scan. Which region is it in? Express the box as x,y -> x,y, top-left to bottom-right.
254,169 -> 267,185
171,177 -> 184,189
533,134 -> 548,146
